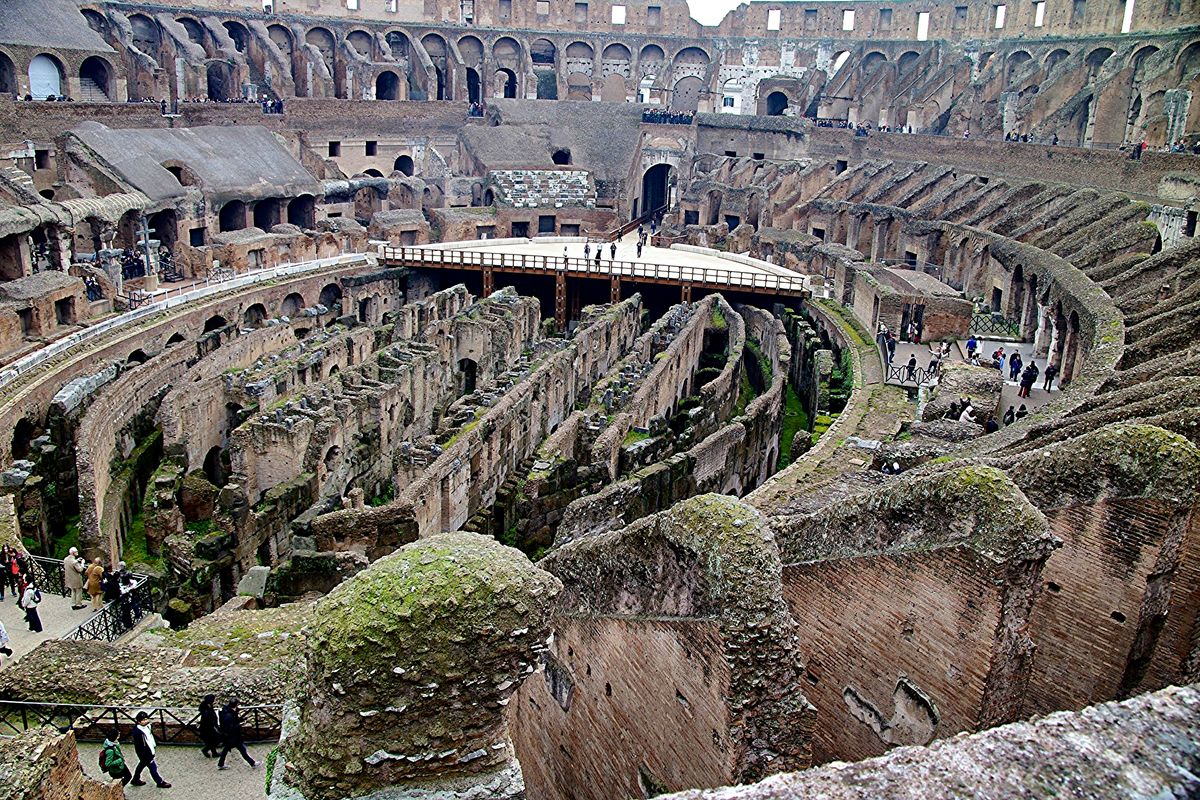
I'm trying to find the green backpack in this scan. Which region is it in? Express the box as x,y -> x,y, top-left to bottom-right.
101,744 -> 125,777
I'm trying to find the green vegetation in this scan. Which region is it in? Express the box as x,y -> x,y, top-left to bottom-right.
775,385 -> 810,471
733,368 -> 758,418
811,412 -> 839,443
51,515 -> 81,560
184,519 -> 215,536
264,748 -> 280,793
745,339 -> 773,384
123,511 -> 164,571
828,349 -> 854,412
711,306 -> 728,331
367,483 -> 396,507
623,428 -> 652,446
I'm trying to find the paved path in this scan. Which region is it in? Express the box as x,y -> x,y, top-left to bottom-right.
0,589 -> 87,668
78,741 -> 269,800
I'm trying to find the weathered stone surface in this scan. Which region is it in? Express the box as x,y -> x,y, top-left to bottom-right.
657,684 -> 1200,800
0,727 -> 123,800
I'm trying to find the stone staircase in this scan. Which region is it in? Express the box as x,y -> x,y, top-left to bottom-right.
489,169 -> 596,209
77,77 -> 110,102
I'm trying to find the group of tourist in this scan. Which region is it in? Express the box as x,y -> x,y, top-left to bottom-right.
19,94 -> 73,102
261,98 -> 285,114
0,544 -> 45,637
84,275 -> 104,301
97,698 -> 259,788
642,108 -> 695,125
467,101 -> 486,117
964,336 -> 1059,396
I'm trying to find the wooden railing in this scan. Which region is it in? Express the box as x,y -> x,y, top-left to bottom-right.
382,246 -> 808,296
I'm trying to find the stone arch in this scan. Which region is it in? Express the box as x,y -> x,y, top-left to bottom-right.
243,302 -> 268,327
12,418 -> 36,460
203,314 -> 228,332
28,53 -> 65,99
638,73 -> 658,103
81,9 -> 109,36
567,71 -> 592,100
672,46 -> 710,68
148,209 -> 178,249
363,168 -> 384,177
531,38 -> 556,65
458,35 -> 484,66
126,348 -> 149,364
897,50 -> 921,74
1045,48 -> 1071,70
253,198 -> 282,230
394,154 -> 415,176
1129,45 -> 1159,73
639,43 -> 666,70
861,51 -> 888,74
721,77 -> 742,111
1085,47 -> 1114,77
166,331 -> 187,346
422,33 -> 450,99
600,73 -> 625,102
376,70 -> 400,100
1006,50 -> 1032,86
218,199 -> 246,232
79,56 -> 113,100
831,50 -> 852,73
288,194 -> 315,228
177,17 -> 205,47
641,163 -> 673,215
0,50 -> 16,97
161,160 -> 200,188
493,36 -> 522,65
203,445 -> 225,487
281,291 -> 306,317
223,20 -> 251,53
602,42 -> 633,78
206,61 -> 235,101
766,90 -> 789,116
495,67 -> 517,98
268,23 -> 293,53
319,282 -> 343,310
1176,40 -> 1200,78
670,75 -> 703,113
566,41 -> 594,60
347,29 -> 374,59
306,26 -> 338,94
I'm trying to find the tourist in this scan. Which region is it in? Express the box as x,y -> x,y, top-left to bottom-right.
959,404 -> 976,423
1008,352 -> 1023,382
636,240 -> 643,259
101,729 -> 133,786
583,241 -> 590,260
885,333 -> 896,365
86,556 -> 105,611
1002,405 -> 1016,425
0,545 -> 13,601
131,711 -> 172,788
609,242 -> 617,260
0,619 -> 11,659
594,248 -> 601,268
102,562 -> 120,603
20,577 -> 43,633
1015,403 -> 1029,420
1043,362 -> 1059,391
905,354 -> 917,382
966,336 -> 978,358
217,698 -> 258,770
199,695 -> 222,758
64,547 -> 86,610
1019,363 -> 1039,398
984,416 -> 1000,434
876,323 -> 888,349
947,400 -> 960,420
117,562 -> 139,629
562,245 -> 568,260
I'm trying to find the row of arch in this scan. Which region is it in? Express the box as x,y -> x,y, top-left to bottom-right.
0,49 -> 116,100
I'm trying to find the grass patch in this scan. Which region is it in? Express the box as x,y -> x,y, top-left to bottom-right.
775,384 -> 810,471
711,306 -> 727,331
733,368 -> 758,418
367,483 -> 396,507
622,428 -> 652,446
51,515 -> 81,560
811,412 -> 839,443
123,511 -> 164,571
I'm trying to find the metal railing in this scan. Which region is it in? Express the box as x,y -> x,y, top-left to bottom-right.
970,311 -> 1022,339
28,556 -> 154,643
884,360 -> 941,386
383,246 -> 808,295
0,701 -> 283,744
607,204 -> 666,242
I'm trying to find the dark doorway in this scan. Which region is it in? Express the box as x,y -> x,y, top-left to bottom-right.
376,71 -> 400,100
394,155 -> 415,176
467,68 -> 481,103
766,91 -> 789,116
641,163 -> 673,218
458,358 -> 478,395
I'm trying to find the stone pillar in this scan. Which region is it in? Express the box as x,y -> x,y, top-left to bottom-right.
279,532 -> 561,800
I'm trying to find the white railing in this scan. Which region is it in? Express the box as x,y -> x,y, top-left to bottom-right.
0,253 -> 369,393
382,246 -> 810,295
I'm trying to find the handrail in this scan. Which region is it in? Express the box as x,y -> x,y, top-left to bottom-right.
0,253 -> 369,394
28,555 -> 155,643
606,204 -> 666,243
0,700 -> 284,744
381,246 -> 809,295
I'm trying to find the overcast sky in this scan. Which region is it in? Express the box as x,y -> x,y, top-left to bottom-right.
688,0 -> 746,25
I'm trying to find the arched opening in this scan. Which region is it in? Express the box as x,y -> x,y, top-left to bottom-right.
253,198 -> 281,231
897,51 -> 921,74
422,34 -> 450,99
721,78 -> 742,112
669,76 -> 703,113
287,195 -> 315,229
457,35 -> 484,66
394,154 -> 415,176
223,21 -> 250,53
148,209 -> 178,250
638,74 -> 657,104
203,446 -> 226,487
243,303 -> 268,328
206,62 -> 235,101
79,56 -> 112,100
166,332 -> 187,346
363,168 -> 384,178
861,51 -> 888,74
28,54 -> 64,99
496,68 -> 518,98
1086,47 -> 1114,79
1045,48 -> 1071,70
458,358 -> 478,395
347,29 -> 374,59
1006,51 -> 1032,87
641,163 -> 673,217
11,418 -> 36,460
766,91 -> 789,116
319,282 -> 343,310
323,445 -> 341,473
551,148 -> 571,165
568,72 -> 593,101
467,68 -> 481,103
376,70 -> 400,100
203,314 -> 228,333
832,51 -> 851,73
126,349 -> 149,365
0,52 -> 17,98
281,292 -> 305,317
531,39 -> 556,65
218,200 -> 246,232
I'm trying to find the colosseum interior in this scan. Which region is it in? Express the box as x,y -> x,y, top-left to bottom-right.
0,0 -> 1198,796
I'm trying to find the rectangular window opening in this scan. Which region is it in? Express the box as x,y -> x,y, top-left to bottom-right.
1121,0 -> 1135,31
835,159 -> 848,174
575,2 -> 588,21
804,8 -> 818,29
612,4 -> 626,24
387,0 -> 398,11
724,150 -> 738,157
34,149 -> 50,170
879,8 -> 892,29
499,0 -> 512,18
648,5 -> 661,24
842,9 -> 855,29
1033,0 -> 1045,26
994,4 -> 1007,27
917,11 -> 930,39
536,0 -> 549,14
365,140 -> 377,156
328,141 -> 341,157
346,0 -> 359,9
189,227 -> 206,247
767,8 -> 782,29
953,5 -> 968,27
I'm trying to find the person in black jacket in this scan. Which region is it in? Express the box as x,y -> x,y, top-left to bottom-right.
217,699 -> 258,769
131,712 -> 171,788
199,695 -> 222,758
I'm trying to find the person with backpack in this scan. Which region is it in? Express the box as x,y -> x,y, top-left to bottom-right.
217,698 -> 258,770
20,577 -> 42,633
100,729 -> 133,785
199,695 -> 222,758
